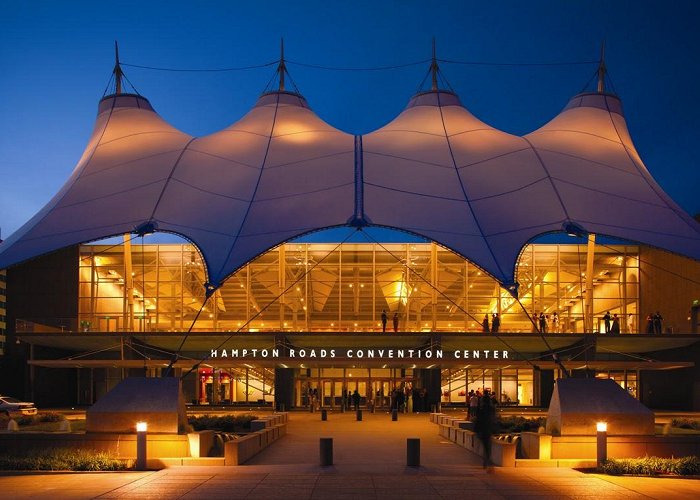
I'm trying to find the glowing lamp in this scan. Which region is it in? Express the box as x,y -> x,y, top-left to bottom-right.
596,422 -> 607,432
135,421 -> 148,470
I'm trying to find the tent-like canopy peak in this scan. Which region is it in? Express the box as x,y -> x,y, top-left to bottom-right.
1,81 -> 699,293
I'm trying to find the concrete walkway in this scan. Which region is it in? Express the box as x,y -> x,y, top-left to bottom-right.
1,410 -> 699,499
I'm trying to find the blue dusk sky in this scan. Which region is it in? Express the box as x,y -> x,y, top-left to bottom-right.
1,1 -> 699,241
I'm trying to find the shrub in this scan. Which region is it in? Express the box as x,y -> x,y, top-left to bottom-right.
496,416 -> 546,433
17,415 -> 35,426
188,413 -> 258,432
600,456 -> 700,476
670,418 -> 700,431
37,412 -> 65,423
0,449 -> 133,471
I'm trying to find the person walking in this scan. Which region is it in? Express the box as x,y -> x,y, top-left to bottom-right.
538,312 -> 546,333
468,390 -> 478,419
552,312 -> 560,333
352,389 -> 361,410
475,390 -> 496,468
626,313 -> 635,334
392,312 -> 399,332
381,309 -> 388,332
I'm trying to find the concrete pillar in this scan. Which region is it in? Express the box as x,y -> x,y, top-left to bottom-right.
274,368 -> 295,411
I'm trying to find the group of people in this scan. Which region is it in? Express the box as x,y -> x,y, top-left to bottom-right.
602,311 -> 621,334
481,313 -> 501,333
340,389 -> 362,410
645,311 -> 665,334
380,309 -> 400,332
602,312 -> 657,334
536,311 -> 560,333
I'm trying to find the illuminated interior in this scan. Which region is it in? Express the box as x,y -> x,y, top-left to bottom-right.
78,240 -> 639,333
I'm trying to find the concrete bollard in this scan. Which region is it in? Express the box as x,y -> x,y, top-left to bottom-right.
320,437 -> 333,466
431,404 -> 436,413
407,438 -> 420,467
340,403 -> 345,413
370,403 -> 375,414
321,409 -> 327,421
356,409 -> 362,421
392,409 -> 398,421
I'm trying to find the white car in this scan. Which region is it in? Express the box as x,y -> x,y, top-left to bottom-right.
0,396 -> 38,416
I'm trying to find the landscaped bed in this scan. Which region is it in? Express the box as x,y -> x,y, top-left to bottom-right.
495,416 -> 546,433
599,456 -> 700,476
187,413 -> 258,432
0,449 -> 132,471
1,412 -> 86,432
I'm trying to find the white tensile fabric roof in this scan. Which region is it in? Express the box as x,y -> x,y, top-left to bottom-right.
0,85 -> 699,290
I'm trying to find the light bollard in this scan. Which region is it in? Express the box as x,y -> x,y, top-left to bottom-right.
136,421 -> 148,471
596,422 -> 607,467
392,409 -> 398,421
321,409 -> 328,421
407,438 -> 420,467
320,437 -> 333,466
356,409 -> 362,421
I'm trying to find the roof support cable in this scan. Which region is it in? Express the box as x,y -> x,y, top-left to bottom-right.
63,343 -> 124,361
215,92 -> 281,282
434,90 -> 508,282
597,345 -> 657,363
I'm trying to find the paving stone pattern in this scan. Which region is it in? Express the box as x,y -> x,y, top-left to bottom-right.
1,411 -> 699,499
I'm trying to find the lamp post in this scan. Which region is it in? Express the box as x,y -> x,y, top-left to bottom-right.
136,421 -> 148,470
596,421 -> 607,467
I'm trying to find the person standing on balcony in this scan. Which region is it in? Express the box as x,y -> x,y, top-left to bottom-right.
653,312 -> 664,334
603,311 -> 612,334
492,313 -> 500,333
381,310 -> 388,332
393,312 -> 399,332
482,315 -> 490,333
611,314 -> 620,335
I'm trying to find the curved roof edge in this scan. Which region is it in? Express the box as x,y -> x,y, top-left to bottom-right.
98,93 -> 154,114
256,90 -> 310,109
407,90 -> 461,108
562,91 -> 623,116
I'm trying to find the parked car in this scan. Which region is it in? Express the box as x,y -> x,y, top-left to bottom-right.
0,396 -> 38,417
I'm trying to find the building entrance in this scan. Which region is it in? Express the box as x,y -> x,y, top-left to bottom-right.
295,368 -> 416,410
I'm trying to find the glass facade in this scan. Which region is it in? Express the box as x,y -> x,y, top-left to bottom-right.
78,241 -> 640,333
440,368 -> 534,406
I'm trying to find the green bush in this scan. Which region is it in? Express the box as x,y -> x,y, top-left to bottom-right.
0,449 -> 133,471
600,456 -> 700,476
496,416 -> 546,433
188,413 -> 258,432
670,418 -> 700,431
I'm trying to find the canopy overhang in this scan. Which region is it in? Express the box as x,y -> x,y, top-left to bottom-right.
1,86 -> 698,288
